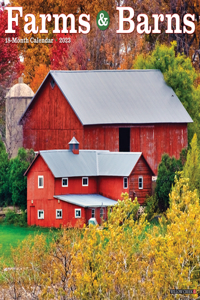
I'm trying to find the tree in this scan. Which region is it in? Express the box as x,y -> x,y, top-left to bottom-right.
182,133 -> 200,194
30,64 -> 49,93
155,153 -> 183,211
134,42 -> 200,145
0,9 -> 23,150
50,33 -> 87,71
9,148 -> 35,210
0,138 -> 11,207
2,187 -> 200,298
0,10 -> 23,92
134,42 -> 197,114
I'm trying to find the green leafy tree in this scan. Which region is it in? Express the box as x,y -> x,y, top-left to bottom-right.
134,42 -> 197,114
0,138 -> 11,206
134,42 -> 200,144
9,148 -> 35,210
155,153 -> 183,211
182,133 -> 200,194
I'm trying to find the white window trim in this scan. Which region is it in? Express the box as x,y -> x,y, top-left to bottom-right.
62,178 -> 68,187
123,177 -> 128,189
56,209 -> 62,219
38,176 -> 44,189
100,208 -> 104,218
138,176 -> 143,189
82,177 -> 88,186
75,209 -> 81,218
91,208 -> 95,218
38,210 -> 44,219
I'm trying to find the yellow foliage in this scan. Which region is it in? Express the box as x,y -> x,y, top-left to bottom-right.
1,189 -> 200,298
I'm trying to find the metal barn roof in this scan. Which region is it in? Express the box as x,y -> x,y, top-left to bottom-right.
39,150 -> 145,178
54,194 -> 118,207
19,70 -> 193,125
98,152 -> 142,176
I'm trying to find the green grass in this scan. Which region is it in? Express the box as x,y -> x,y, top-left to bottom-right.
0,224 -> 58,266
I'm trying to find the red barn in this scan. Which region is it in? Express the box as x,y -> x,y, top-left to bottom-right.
19,70 -> 192,175
25,138 -> 154,228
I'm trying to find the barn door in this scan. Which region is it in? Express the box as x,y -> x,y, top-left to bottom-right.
119,128 -> 130,152
30,206 -> 36,225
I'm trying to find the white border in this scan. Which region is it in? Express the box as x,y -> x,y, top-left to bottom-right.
56,209 -> 62,219
82,177 -> 88,186
91,208 -> 95,218
38,176 -> 44,189
138,176 -> 143,189
38,210 -> 44,219
123,177 -> 128,189
75,209 -> 81,218
62,178 -> 68,187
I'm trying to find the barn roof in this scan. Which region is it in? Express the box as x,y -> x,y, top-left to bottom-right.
19,70 -> 192,125
25,149 -> 153,177
54,194 -> 118,207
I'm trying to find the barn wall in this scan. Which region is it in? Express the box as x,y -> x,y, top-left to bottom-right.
23,75 -> 84,151
85,207 -> 108,225
27,155 -> 55,201
27,199 -> 86,228
129,155 -> 153,205
54,177 -> 98,195
83,124 -> 187,175
83,126 -> 119,151
98,176 -> 127,201
130,124 -> 188,174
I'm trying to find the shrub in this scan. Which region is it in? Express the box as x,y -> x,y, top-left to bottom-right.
3,210 -> 27,227
144,195 -> 159,221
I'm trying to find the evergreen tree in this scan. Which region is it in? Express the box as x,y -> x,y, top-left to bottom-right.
0,138 -> 11,206
156,153 -> 183,211
9,148 -> 35,210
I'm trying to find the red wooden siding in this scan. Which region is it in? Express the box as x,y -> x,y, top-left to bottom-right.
129,156 -> 153,205
27,199 -> 86,228
98,177 -> 128,201
55,177 -> 98,195
130,124 -> 188,174
23,77 -> 84,151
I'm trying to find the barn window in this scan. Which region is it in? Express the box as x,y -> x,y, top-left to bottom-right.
38,210 -> 44,219
75,209 -> 81,218
100,208 -> 104,219
119,128 -> 130,152
82,177 -> 88,186
50,78 -> 55,89
138,176 -> 143,189
123,177 -> 128,189
91,209 -> 95,218
38,176 -> 44,188
56,209 -> 62,219
62,178 -> 68,187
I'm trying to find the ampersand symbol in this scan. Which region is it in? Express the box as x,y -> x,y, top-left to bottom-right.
98,13 -> 108,27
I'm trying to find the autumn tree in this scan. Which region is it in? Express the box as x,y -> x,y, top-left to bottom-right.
0,9 -> 23,145
182,133 -> 200,195
30,64 -> 49,93
2,188 -> 200,298
50,33 -> 87,71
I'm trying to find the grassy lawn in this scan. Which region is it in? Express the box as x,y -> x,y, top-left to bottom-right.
0,224 -> 58,266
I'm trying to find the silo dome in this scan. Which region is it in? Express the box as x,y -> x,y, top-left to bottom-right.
6,77 -> 34,157
6,81 -> 34,99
